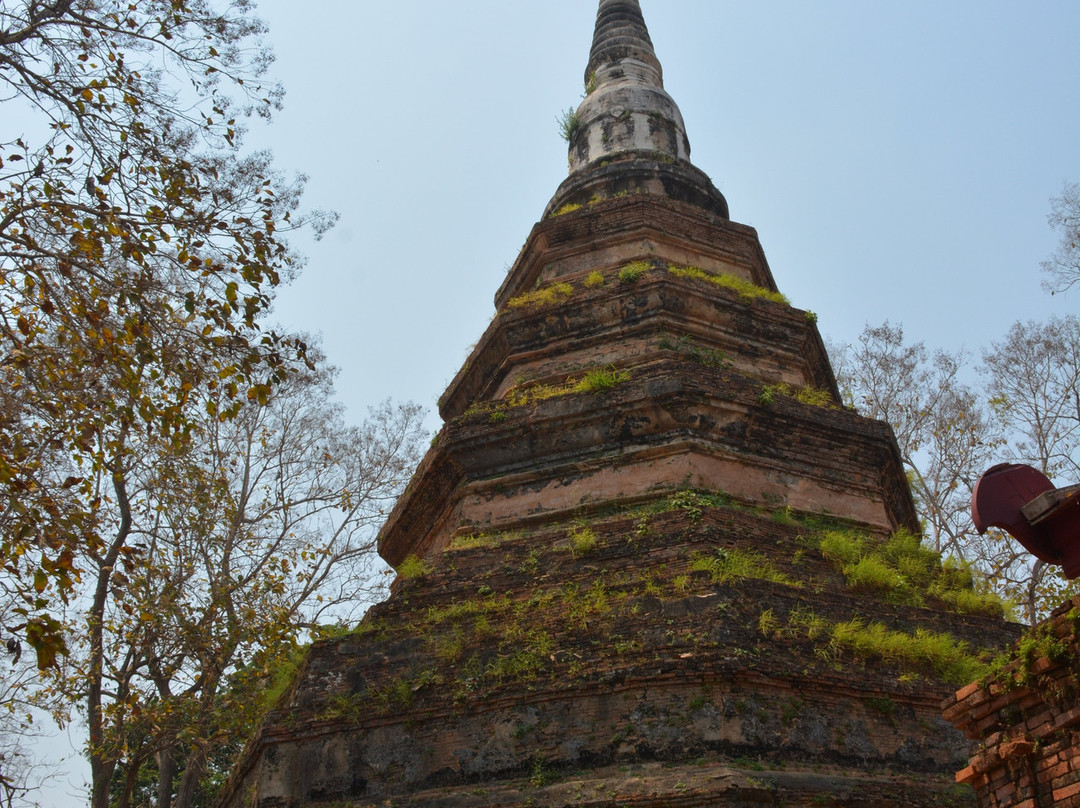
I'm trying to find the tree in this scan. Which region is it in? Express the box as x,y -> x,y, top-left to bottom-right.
983,316 -> 1080,479
1,0 -> 333,677
1041,181 -> 1080,295
830,323 -> 999,561
45,356 -> 425,808
981,315 -> 1080,619
1,632 -> 34,808
1,598 -> 66,808
0,4 -> 355,806
832,318 -> 1080,624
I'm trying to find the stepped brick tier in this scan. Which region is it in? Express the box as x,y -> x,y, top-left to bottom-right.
944,594 -> 1080,808
217,2 -> 1020,806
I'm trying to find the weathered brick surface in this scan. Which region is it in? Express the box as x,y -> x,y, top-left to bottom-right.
944,594 -> 1080,808
446,267 -> 836,421
218,173 -> 1021,808
216,8 -> 1024,802
384,356 -> 920,568
495,195 -> 774,316
218,506 -> 1019,807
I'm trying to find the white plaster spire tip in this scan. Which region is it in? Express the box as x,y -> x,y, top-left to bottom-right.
568,0 -> 690,174
587,0 -> 664,91
544,0 -> 729,219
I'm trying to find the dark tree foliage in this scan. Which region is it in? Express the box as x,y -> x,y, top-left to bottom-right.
0,3 -> 338,807
0,0 -> 334,667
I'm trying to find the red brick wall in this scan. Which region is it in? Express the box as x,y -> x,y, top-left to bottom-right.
944,594 -> 1080,807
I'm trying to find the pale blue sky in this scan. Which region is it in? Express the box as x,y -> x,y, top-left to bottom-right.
32,1 -> 1080,803
249,0 -> 1079,429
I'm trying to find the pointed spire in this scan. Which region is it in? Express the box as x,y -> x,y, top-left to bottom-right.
568,0 -> 687,175
586,0 -> 664,91
544,0 -> 728,218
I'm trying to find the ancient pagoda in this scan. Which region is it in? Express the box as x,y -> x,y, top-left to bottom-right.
218,3 -> 1018,806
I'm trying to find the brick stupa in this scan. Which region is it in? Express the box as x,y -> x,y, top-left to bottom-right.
218,3 -> 1018,806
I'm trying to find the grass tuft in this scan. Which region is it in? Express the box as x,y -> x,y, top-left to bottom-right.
844,555 -> 905,595
487,366 -> 630,413
758,382 -> 836,408
558,107 -> 582,142
551,202 -> 583,217
396,555 -> 432,580
261,643 -> 308,710
506,281 -> 574,310
569,526 -> 597,557
448,532 -> 513,550
817,530 -> 866,566
989,612 -> 1075,690
618,261 -> 651,284
689,548 -> 798,587
828,619 -> 987,685
811,528 -> 1011,617
668,264 -> 789,304
571,367 -> 630,393
758,608 -> 781,637
584,270 -> 605,288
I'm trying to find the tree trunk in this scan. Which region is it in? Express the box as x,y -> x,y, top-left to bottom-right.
115,747 -> 146,808
89,758 -> 114,808
157,746 -> 177,808
173,747 -> 207,808
89,471 -> 133,808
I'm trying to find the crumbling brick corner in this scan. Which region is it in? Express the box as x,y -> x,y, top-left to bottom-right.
944,593 -> 1080,808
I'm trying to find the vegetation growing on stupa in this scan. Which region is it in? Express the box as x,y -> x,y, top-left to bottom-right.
327,489 -> 1013,730
506,281 -> 575,310
668,264 -> 789,304
758,382 -> 837,409
809,529 -> 1010,618
461,366 -> 631,421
